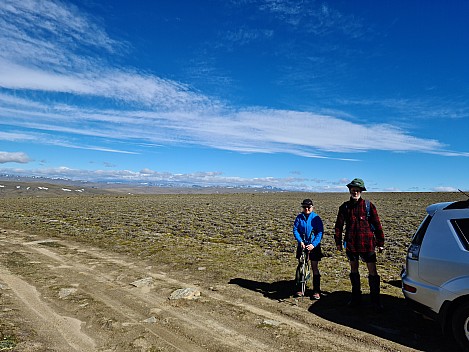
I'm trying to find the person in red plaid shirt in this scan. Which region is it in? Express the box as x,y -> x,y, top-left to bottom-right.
334,178 -> 385,310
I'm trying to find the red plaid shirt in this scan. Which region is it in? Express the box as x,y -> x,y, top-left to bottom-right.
334,197 -> 384,252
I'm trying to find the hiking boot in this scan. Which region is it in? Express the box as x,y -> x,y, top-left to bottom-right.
368,275 -> 383,312
348,272 -> 362,307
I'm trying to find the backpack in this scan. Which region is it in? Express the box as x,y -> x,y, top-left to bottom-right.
365,199 -> 376,233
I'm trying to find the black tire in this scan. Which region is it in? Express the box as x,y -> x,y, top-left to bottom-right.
300,262 -> 306,295
452,301 -> 469,351
295,253 -> 308,296
295,265 -> 301,289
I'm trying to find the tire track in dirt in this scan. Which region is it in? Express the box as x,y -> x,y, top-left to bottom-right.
0,266 -> 96,351
26,243 -> 272,351
1,234 -> 206,351
25,241 -> 350,351
83,251 -> 414,352
1,233 -> 275,351
0,230 -> 416,352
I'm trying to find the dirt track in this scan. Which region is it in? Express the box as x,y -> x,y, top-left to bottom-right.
0,228 -> 456,352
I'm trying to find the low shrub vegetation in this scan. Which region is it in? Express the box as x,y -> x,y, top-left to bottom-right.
0,191 -> 462,292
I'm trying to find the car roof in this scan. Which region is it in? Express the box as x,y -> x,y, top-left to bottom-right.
426,200 -> 469,216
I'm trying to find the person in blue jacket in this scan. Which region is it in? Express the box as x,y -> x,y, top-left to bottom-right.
293,198 -> 324,299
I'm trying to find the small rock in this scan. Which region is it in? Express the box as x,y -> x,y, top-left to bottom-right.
59,288 -> 77,299
263,319 -> 281,327
142,316 -> 157,323
130,277 -> 153,287
169,288 -> 201,300
209,285 -> 225,291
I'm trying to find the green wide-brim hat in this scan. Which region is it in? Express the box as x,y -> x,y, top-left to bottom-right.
346,178 -> 367,191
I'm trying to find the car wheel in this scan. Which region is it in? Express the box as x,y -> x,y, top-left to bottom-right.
452,301 -> 469,351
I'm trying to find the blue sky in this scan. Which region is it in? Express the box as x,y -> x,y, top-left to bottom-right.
0,0 -> 468,192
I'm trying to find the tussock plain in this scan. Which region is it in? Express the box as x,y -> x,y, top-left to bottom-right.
0,186 -> 464,351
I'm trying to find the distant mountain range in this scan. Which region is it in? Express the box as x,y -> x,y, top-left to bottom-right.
0,174 -> 288,195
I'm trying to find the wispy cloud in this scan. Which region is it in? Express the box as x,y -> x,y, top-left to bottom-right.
0,93 -> 449,158
339,97 -> 469,121
0,61 -> 215,111
224,27 -> 274,46
0,0 -> 466,164
258,0 -> 366,38
0,0 -> 119,66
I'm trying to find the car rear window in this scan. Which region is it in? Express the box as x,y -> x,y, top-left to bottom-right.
411,215 -> 432,245
451,218 -> 469,250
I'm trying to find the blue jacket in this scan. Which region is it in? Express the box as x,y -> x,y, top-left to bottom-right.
293,212 -> 324,247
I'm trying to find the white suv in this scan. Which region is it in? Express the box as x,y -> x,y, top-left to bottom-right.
401,199 -> 469,351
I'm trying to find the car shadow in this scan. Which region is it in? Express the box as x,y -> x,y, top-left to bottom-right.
229,277 -> 460,351
309,290 -> 462,351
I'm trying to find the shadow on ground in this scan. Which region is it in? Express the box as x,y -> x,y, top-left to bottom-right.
229,277 -> 460,352
229,277 -> 293,301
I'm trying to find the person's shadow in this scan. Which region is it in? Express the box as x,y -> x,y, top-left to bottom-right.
228,277 -> 294,301
229,277 -> 460,351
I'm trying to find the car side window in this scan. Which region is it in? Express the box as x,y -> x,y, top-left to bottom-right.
451,218 -> 469,250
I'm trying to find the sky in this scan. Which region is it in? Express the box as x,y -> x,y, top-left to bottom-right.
0,0 -> 468,192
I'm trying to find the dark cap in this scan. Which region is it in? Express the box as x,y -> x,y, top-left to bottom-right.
301,199 -> 313,206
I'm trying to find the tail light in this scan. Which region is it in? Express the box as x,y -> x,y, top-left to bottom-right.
407,244 -> 420,260
403,283 -> 417,293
